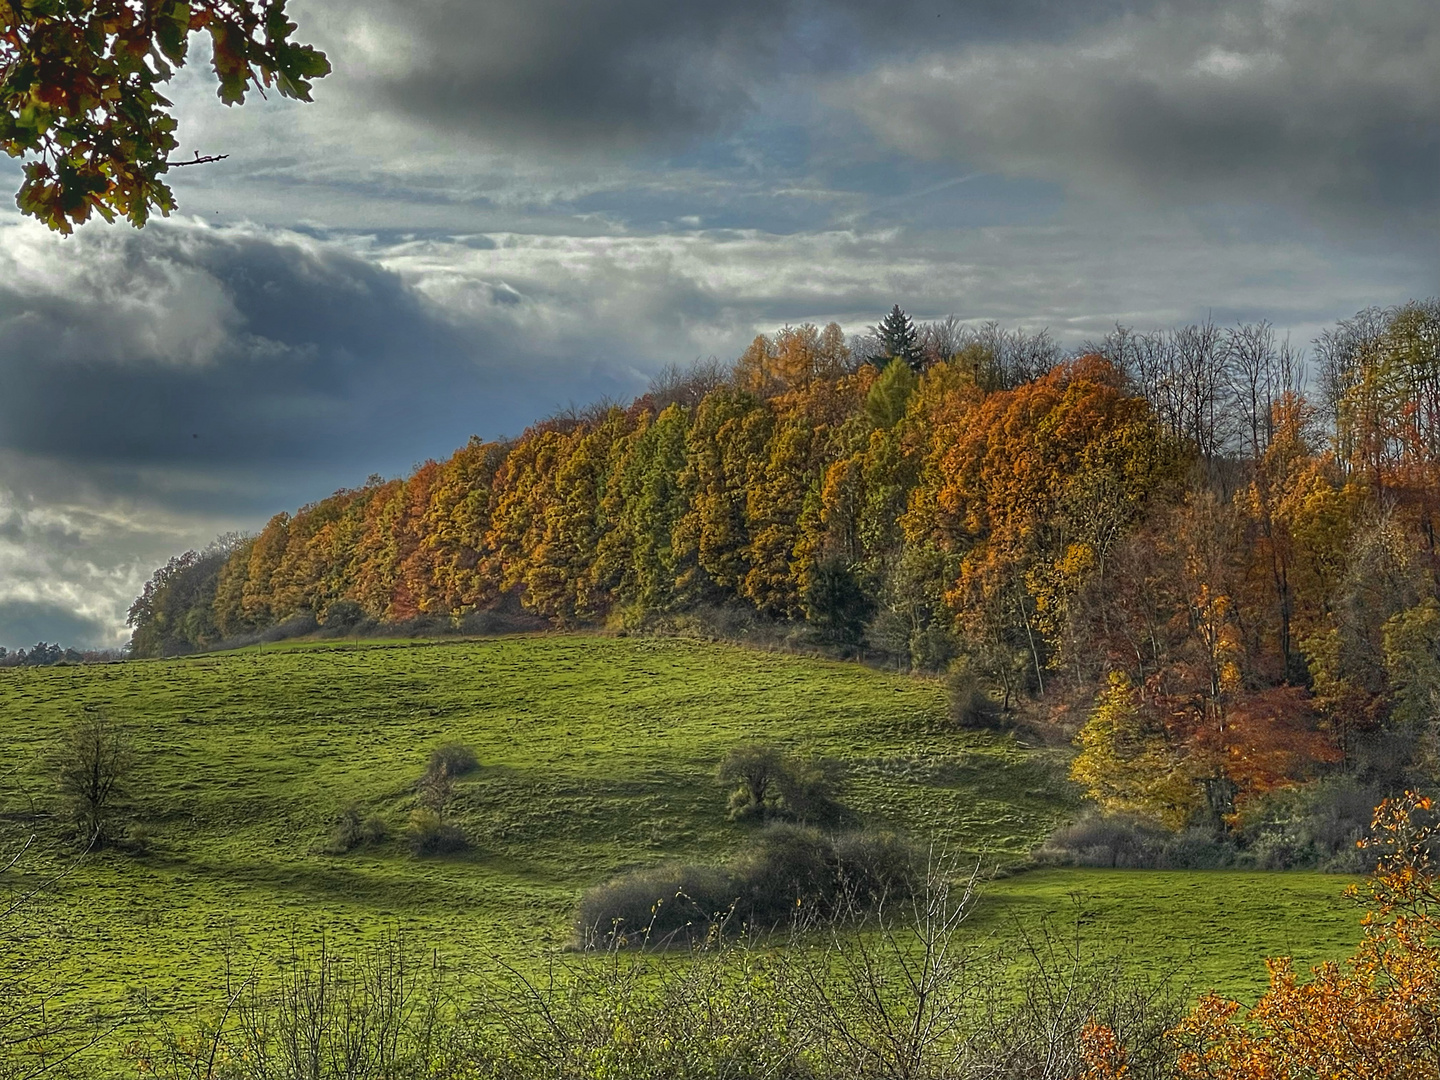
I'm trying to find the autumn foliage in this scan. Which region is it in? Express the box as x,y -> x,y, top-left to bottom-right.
1,0 -> 329,231
133,303 -> 1440,834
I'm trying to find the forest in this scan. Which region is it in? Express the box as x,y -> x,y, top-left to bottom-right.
127,301 -> 1440,838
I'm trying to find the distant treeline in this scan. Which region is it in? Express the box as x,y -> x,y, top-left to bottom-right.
0,642 -> 122,667
130,301 -> 1440,829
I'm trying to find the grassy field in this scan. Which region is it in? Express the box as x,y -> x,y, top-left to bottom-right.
0,635 -> 1364,1051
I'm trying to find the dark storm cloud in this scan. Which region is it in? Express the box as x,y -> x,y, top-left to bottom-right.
0,599 -> 110,651
0,223 -> 631,494
844,0 -> 1440,231
293,0 -> 1440,246
327,0 -> 1142,149
0,218 -> 655,648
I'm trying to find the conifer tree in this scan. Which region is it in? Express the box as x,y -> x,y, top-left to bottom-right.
874,305 -> 923,372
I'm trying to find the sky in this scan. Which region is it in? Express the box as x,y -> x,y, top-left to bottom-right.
1,0 -> 1437,652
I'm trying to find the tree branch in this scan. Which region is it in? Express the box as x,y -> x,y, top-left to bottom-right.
167,151 -> 230,167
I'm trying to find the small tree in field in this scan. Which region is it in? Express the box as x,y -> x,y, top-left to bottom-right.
55,714 -> 133,847
718,744 -> 842,824
718,744 -> 789,821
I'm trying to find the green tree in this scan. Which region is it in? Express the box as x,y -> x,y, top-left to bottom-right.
1385,598 -> 1440,726
127,539 -> 241,656
673,389 -> 768,603
2,0 -> 329,232
524,410 -> 631,622
864,358 -> 917,429
717,743 -> 788,820
801,557 -> 872,647
593,405 -> 691,616
421,438 -> 508,615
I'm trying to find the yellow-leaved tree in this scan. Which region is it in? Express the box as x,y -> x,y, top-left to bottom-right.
1070,671 -> 1201,830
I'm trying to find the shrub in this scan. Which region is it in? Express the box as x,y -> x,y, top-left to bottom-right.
576,826 -> 917,947
734,824 -> 843,924
718,744 -> 790,821
127,937 -> 473,1080
1036,813 -> 1240,870
406,809 -> 467,857
947,661 -> 1003,730
773,756 -> 845,825
831,829 -> 919,905
120,821 -> 157,855
1234,776 -> 1387,872
325,805 -> 365,854
359,814 -> 389,845
1037,814 -> 1171,868
427,742 -> 478,777
318,599 -> 365,630
575,863 -> 741,947
325,806 -> 389,854
418,761 -> 455,815
718,743 -> 843,824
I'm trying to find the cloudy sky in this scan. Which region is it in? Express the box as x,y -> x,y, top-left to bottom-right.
1,0 -> 1436,651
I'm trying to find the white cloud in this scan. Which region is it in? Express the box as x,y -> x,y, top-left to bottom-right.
0,220 -> 239,368
0,452 -> 242,649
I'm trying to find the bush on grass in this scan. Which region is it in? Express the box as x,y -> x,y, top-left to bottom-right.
359,813 -> 388,845
407,808 -> 467,857
575,825 -> 917,947
1036,813 -> 1240,870
947,662 -> 1003,731
1044,776 -> 1405,872
427,742 -> 479,778
325,805 -> 390,854
718,743 -> 844,825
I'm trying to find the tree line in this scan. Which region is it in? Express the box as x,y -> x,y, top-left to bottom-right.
0,643 -> 122,667
129,300 -> 1440,830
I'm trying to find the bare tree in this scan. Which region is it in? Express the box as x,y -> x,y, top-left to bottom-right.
917,315 -> 967,370
1315,307 -> 1389,474
1225,320 -> 1280,463
1171,320 -> 1231,473
1084,323 -> 1144,387
55,713 -> 132,847
645,358 -> 728,412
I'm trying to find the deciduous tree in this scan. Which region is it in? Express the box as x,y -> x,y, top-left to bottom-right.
2,0 -> 329,231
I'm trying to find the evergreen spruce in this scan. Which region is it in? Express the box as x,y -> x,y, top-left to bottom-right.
874,305 -> 923,372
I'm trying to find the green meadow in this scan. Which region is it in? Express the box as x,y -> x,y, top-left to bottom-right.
0,635 -> 1362,1040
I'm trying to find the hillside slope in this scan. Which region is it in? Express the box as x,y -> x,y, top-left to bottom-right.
1,637 -> 1060,1001
0,635 -> 1358,1029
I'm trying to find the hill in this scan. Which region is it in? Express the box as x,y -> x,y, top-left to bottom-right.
0,635 -> 1359,1042
125,303 -> 1440,843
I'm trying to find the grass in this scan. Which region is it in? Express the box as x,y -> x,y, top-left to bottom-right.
978,869 -> 1361,1003
0,634 -> 1365,1064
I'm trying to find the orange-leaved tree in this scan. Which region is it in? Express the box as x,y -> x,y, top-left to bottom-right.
1082,791 -> 1440,1079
